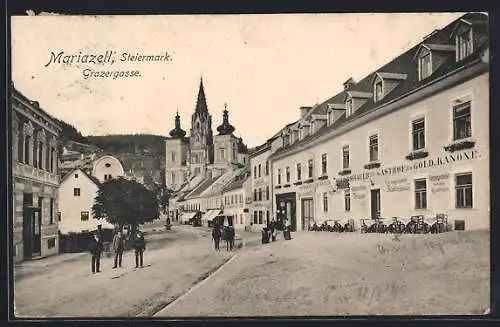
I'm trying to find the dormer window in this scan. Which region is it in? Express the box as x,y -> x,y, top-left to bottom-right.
346,98 -> 353,117
419,53 -> 432,80
456,28 -> 473,61
374,80 -> 383,102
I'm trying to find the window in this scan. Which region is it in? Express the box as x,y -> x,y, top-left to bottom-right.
24,135 -> 31,165
240,214 -> 243,225
266,210 -> 270,223
50,198 -> 54,224
220,149 -> 226,160
57,212 -> 61,222
265,161 -> 269,175
369,135 -> 379,162
73,188 -> 81,196
286,167 -> 290,183
258,188 -> 262,201
453,101 -> 472,140
253,211 -> 258,224
258,164 -> 261,178
254,166 -> 257,178
277,169 -> 282,185
308,159 -> 313,178
321,154 -> 327,175
171,172 -> 175,184
33,137 -> 38,168
456,173 -> 473,208
283,134 -> 290,147
344,190 -> 351,211
81,211 -> 89,221
296,163 -> 302,180
47,238 -> 56,249
342,146 -> 350,169
17,122 -> 24,163
105,163 -> 111,168
38,141 -> 44,169
38,197 -> 43,222
266,186 -> 269,200
74,173 -> 79,178
239,194 -> 243,203
419,53 -> 432,80
346,98 -> 353,117
412,118 -> 426,151
374,80 -> 383,102
414,179 -> 427,209
457,29 -> 473,61
253,189 -> 257,201
171,152 -> 176,162
323,192 -> 328,212
258,211 -> 263,224
50,148 -> 55,172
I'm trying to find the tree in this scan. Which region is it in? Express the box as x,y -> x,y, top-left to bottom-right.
92,177 -> 159,234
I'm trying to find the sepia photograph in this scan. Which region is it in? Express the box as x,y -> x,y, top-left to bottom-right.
9,11 -> 490,318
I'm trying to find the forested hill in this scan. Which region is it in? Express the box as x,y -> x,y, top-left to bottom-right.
86,134 -> 167,155
56,119 -> 167,156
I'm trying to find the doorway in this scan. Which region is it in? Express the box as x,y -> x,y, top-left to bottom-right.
276,192 -> 297,232
370,189 -> 381,219
22,193 -> 41,259
301,198 -> 314,231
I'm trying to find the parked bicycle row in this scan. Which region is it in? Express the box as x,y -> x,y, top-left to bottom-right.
308,214 -> 451,234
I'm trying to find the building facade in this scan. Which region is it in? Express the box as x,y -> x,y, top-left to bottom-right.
92,155 -> 125,183
58,168 -> 114,234
11,84 -> 62,262
249,144 -> 273,229
269,13 -> 489,231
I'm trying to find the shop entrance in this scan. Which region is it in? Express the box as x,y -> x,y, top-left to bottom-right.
276,192 -> 297,232
301,198 -> 314,231
22,193 -> 41,259
370,188 -> 381,219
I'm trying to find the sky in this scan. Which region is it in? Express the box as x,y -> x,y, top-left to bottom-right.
11,13 -> 464,148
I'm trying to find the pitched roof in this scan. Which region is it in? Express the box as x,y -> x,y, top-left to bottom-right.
270,12 -> 488,160
186,176 -> 218,198
222,170 -> 250,193
61,167 -> 101,186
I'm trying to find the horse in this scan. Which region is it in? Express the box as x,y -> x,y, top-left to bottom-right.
221,226 -> 235,251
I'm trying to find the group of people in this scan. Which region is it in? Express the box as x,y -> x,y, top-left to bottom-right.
88,225 -> 147,274
211,225 -> 235,251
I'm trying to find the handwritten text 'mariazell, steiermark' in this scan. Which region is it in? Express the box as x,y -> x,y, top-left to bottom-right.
44,50 -> 173,79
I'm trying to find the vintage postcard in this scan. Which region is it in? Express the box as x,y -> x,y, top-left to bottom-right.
9,12 -> 490,318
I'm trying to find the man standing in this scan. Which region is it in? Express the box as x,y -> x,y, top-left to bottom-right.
212,225 -> 221,251
134,230 -> 146,268
112,230 -> 125,268
89,231 -> 103,274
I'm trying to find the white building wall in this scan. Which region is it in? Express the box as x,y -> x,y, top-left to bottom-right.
58,171 -> 114,234
273,73 -> 489,231
92,156 -> 125,183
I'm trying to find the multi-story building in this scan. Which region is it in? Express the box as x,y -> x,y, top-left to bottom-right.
220,169 -> 252,229
11,83 -> 62,262
249,143 -> 273,230
269,13 -> 489,231
58,155 -> 124,235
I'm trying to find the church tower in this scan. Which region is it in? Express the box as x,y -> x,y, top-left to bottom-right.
189,77 -> 214,176
213,103 -> 240,173
165,112 -> 189,191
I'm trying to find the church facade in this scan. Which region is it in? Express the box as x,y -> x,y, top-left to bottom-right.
165,78 -> 249,222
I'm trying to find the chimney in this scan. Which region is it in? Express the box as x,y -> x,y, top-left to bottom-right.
299,106 -> 313,118
343,77 -> 355,90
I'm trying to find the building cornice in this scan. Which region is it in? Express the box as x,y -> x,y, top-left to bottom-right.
271,58 -> 488,162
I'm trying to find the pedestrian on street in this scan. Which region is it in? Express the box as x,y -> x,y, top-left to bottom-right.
212,225 -> 221,251
270,219 -> 277,242
133,230 -> 146,268
89,231 -> 104,274
112,230 -> 125,269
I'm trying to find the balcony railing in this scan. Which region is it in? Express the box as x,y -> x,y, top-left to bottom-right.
13,162 -> 59,185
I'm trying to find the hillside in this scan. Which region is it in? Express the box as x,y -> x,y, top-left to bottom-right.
56,119 -> 168,156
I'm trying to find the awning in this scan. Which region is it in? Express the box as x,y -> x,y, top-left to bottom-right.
203,209 -> 221,222
180,212 -> 196,222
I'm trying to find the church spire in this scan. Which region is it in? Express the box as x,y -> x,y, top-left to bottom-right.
169,111 -> 186,138
195,76 -> 208,115
217,103 -> 236,135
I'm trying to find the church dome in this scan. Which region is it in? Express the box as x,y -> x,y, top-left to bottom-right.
216,104 -> 235,136
169,112 -> 187,138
